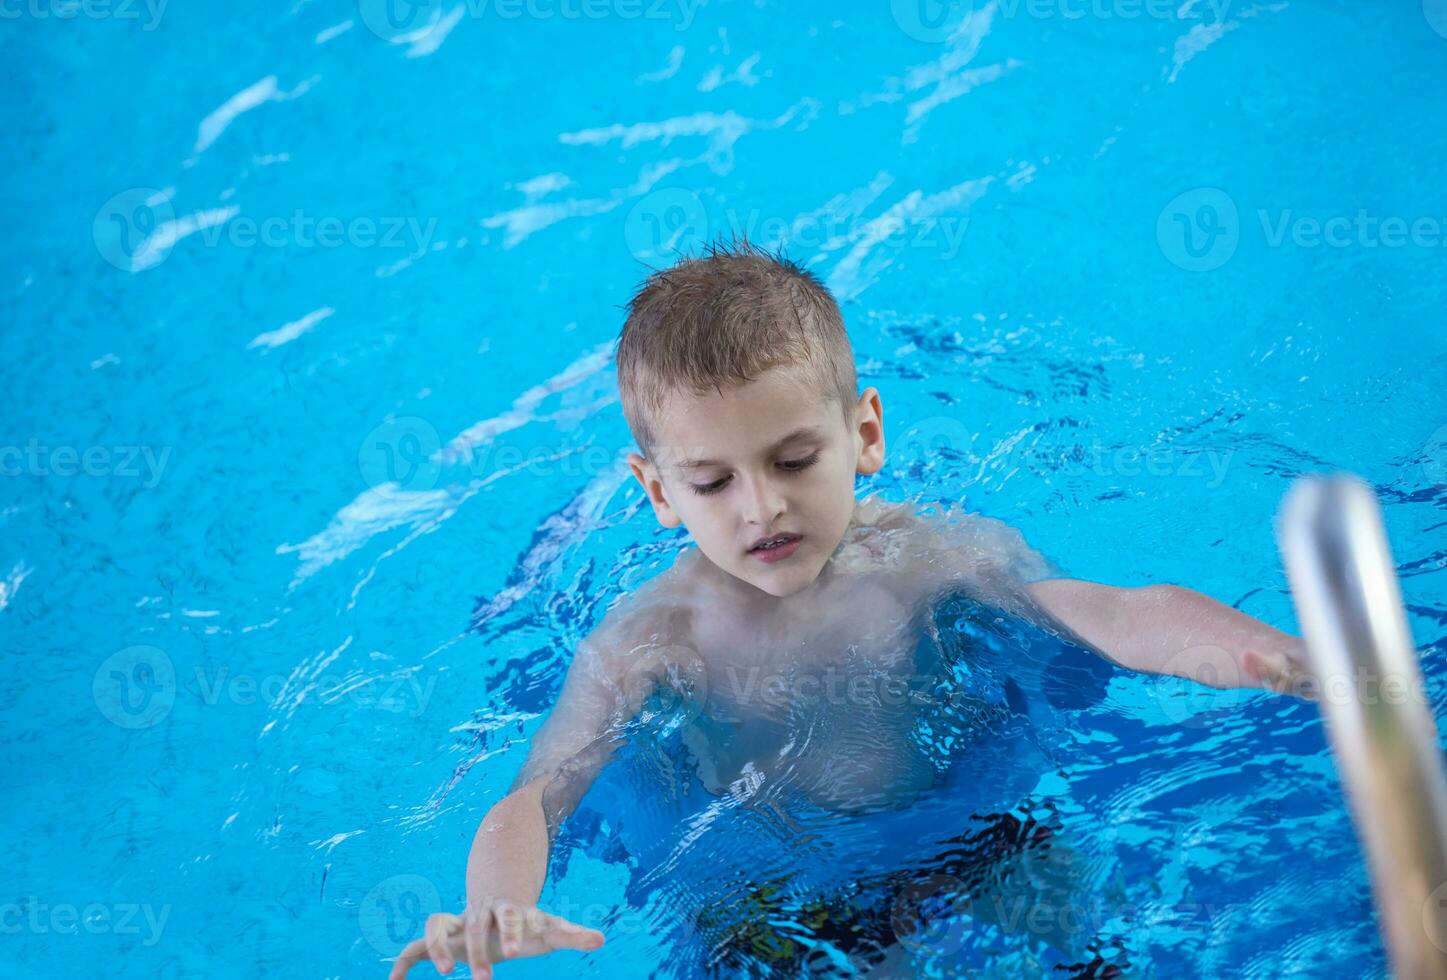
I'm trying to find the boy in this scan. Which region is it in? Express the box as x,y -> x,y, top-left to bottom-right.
390,241 -> 1311,978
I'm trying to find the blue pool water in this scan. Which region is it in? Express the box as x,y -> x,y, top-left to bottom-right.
4,1 -> 1447,976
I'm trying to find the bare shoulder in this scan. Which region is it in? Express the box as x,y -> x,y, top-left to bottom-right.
868,497 -> 1038,554
580,554 -> 699,669
850,494 -> 921,533
838,495 -> 942,565
822,496 -> 938,596
853,496 -> 1056,605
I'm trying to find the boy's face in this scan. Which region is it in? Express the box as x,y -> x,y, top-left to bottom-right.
627,364 -> 885,598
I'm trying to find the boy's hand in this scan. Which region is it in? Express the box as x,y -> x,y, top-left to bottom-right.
388,900 -> 605,979
1242,639 -> 1317,700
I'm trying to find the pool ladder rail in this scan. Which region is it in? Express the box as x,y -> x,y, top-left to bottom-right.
1279,474 -> 1447,979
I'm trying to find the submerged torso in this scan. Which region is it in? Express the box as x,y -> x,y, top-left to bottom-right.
654,503 -> 989,816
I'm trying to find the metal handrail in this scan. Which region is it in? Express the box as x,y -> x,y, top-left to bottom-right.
1278,474 -> 1447,979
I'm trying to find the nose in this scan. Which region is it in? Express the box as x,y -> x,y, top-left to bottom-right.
740,472 -> 786,527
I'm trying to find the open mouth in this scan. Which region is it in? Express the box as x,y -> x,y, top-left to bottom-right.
749,533 -> 802,561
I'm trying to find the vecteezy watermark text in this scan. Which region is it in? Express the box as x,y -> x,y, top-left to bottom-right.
359,874 -> 651,956
720,664 -> 966,711
1,441 -> 170,488
890,0 -> 1231,43
355,0 -> 704,42
0,898 -> 170,947
93,645 -> 436,729
191,664 -> 436,718
1055,442 -> 1233,488
195,212 -> 437,254
358,416 -> 624,493
622,189 -> 972,264
0,0 -> 167,29
94,187 -> 439,272
1158,187 -> 1447,272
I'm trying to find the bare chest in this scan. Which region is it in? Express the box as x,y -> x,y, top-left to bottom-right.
672,573 -> 948,805
689,573 -> 922,715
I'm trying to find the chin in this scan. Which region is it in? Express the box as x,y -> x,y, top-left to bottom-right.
739,562 -> 822,598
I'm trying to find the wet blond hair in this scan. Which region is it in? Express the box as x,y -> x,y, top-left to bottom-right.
616,239 -> 858,455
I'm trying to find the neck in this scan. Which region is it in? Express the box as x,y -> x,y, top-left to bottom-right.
704,551 -> 835,608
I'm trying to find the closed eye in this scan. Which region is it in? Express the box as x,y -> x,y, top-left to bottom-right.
691,476 -> 730,496
687,451 -> 820,496
778,450 -> 820,472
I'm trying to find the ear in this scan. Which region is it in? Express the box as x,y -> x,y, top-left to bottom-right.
853,387 -> 885,475
627,451 -> 683,528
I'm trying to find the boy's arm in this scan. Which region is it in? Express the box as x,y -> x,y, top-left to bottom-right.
464,771 -> 562,913
390,616 -> 656,972
393,603 -> 682,978
462,653 -> 617,912
1024,578 -> 1312,696
467,604 -> 677,908
896,503 -> 1311,697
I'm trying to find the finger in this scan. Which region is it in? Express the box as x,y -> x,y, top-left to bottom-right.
389,937 -> 431,980
1244,650 -> 1287,686
493,901 -> 525,960
1242,648 -> 1269,675
1274,656 -> 1314,698
464,905 -> 493,974
540,913 -> 606,953
1245,650 -> 1314,700
424,913 -> 462,974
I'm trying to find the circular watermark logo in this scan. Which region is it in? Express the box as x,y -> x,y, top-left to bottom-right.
358,416 -> 443,492
93,188 -> 176,272
889,872 -> 971,955
1147,645 -> 1253,728
1157,187 -> 1240,272
1423,879 -> 1447,953
1425,0 -> 1447,40
621,643 -> 708,725
356,0 -> 448,41
1423,423 -> 1447,490
624,188 -> 709,264
890,0 -> 977,43
359,874 -> 443,954
93,645 -> 177,729
895,416 -> 973,468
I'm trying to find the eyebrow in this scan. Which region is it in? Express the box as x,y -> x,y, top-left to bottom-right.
674,426 -> 824,470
